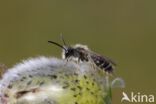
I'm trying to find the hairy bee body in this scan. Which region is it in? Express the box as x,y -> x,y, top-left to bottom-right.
62,44 -> 89,62
62,44 -> 116,73
48,38 -> 116,73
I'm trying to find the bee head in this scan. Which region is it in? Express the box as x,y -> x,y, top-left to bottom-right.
48,35 -> 73,59
64,47 -> 75,58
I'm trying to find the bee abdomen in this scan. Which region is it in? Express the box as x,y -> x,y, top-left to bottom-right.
91,55 -> 114,73
98,61 -> 113,73
102,63 -> 114,73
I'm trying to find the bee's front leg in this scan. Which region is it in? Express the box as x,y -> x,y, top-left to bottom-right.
63,57 -> 69,66
78,58 -> 81,63
66,58 -> 69,62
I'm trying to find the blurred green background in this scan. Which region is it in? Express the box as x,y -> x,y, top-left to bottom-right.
0,0 -> 156,104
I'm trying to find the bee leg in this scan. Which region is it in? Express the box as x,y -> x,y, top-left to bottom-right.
67,57 -> 72,62
92,61 -> 97,70
88,57 -> 96,70
92,63 -> 97,70
66,58 -> 69,62
98,63 -> 105,72
77,58 -> 81,64
63,58 -> 69,66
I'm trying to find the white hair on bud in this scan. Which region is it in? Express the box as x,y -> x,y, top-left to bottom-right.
0,57 -> 79,90
0,57 -> 97,91
0,57 -> 106,104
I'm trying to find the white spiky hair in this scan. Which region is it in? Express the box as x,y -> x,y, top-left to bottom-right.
0,56 -> 98,92
0,56 -> 124,104
0,56 -> 100,104
0,57 -> 76,89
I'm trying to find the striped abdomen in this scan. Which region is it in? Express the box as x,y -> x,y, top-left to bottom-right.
91,54 -> 115,73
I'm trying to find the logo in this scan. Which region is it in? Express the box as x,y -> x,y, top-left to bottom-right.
121,92 -> 155,103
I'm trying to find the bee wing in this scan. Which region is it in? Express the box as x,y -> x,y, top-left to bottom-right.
89,51 -> 117,66
102,55 -> 117,66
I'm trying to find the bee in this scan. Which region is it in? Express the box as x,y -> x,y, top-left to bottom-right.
48,37 -> 116,73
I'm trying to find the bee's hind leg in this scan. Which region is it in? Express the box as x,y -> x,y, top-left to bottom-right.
87,57 -> 97,70
91,63 -> 97,70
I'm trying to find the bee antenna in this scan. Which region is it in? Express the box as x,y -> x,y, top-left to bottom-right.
48,41 -> 67,51
60,34 -> 67,46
